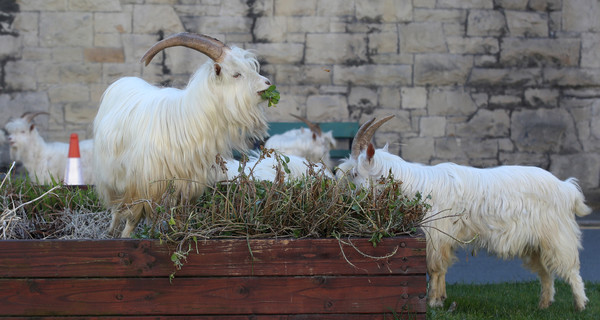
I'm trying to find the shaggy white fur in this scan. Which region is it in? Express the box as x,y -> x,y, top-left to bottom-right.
265,127 -> 336,169
343,142 -> 591,311
93,37 -> 272,238
219,152 -> 333,182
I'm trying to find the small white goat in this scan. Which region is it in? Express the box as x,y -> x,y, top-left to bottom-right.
5,112 -> 94,184
218,151 -> 333,182
338,116 -> 591,311
93,32 -> 272,238
264,114 -> 336,169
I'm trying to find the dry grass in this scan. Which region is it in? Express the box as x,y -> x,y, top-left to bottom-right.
0,154 -> 429,244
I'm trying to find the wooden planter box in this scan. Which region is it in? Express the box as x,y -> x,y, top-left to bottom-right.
0,236 -> 426,319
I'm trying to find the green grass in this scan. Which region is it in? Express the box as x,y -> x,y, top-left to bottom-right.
427,281 -> 600,319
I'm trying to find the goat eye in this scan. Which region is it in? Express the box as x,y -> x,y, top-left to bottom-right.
233,73 -> 241,78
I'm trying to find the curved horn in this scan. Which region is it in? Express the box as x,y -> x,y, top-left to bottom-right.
22,111 -> 49,123
350,117 -> 376,158
140,32 -> 229,66
351,115 -> 395,158
290,114 -> 321,136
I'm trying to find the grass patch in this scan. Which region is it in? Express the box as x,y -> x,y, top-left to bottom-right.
0,155 -> 428,243
427,281 -> 600,319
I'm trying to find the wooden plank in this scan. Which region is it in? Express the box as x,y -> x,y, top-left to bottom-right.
0,237 -> 425,278
0,276 -> 426,316
0,314 -> 425,320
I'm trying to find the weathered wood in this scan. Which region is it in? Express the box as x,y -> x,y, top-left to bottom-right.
0,237 -> 427,319
0,237 -> 426,278
0,315 -> 425,320
0,276 -> 426,316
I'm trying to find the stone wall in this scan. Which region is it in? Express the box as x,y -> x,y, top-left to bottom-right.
1,0 -> 599,203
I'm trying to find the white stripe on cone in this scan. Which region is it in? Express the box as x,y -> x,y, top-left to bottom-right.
64,133 -> 84,185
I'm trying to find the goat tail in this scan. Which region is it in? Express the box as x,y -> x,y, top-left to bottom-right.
566,178 -> 593,217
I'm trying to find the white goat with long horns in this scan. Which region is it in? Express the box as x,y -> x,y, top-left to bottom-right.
337,116 -> 591,311
93,32 -> 273,238
264,114 -> 336,169
5,112 -> 94,184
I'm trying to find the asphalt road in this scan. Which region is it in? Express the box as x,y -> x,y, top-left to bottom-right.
445,227 -> 600,284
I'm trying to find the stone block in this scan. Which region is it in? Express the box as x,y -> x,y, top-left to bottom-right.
121,33 -> 157,63
306,33 -> 367,64
84,47 -> 125,63
524,88 -> 558,107
495,0 -> 528,9
94,33 -> 122,47
101,62 -> 142,84
95,12 -> 131,33
274,0 -> 317,16
428,87 -> 477,116
182,16 -> 252,34
562,0 -> 600,32
247,43 -> 304,64
133,5 -> 184,34
582,33 -> 600,68
369,32 -> 398,55
356,0 -> 412,22
413,8 -> 466,23
254,17 -> 287,42
40,12 -> 93,47
401,87 -> 427,109
489,94 -> 521,108
64,102 -> 98,125
4,61 -> 37,91
305,95 -> 349,121
219,0 -> 250,17
467,10 -> 506,36
0,92 -> 50,122
272,65 -> 331,86
69,0 -> 121,11
50,47 -> 84,63
505,10 -> 548,37
48,84 -> 90,103
401,137 -> 434,163
18,0 -> 68,11
544,68 -> 600,87
333,64 -> 412,86
451,109 -> 510,138
59,64 -> 103,84
420,116 -> 446,137
348,86 -> 378,118
499,152 -> 549,167
447,36 -> 499,54
437,0 -> 493,8
414,54 -> 472,86
0,35 -> 21,59
286,17 -> 330,33
469,68 -> 542,87
550,154 -> 600,189
379,87 -> 401,109
511,108 -> 581,153
400,22 -> 446,53
317,0 -> 354,16
528,0 -> 561,11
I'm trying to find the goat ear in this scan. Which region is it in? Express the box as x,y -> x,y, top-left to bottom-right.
366,143 -> 375,162
214,64 -> 222,76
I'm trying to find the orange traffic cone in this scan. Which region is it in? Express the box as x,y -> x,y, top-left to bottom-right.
64,133 -> 84,186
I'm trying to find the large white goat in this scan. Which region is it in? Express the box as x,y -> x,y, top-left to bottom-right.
5,112 -> 94,184
218,151 -> 333,182
337,116 -> 591,311
264,114 -> 336,169
93,32 -> 273,238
